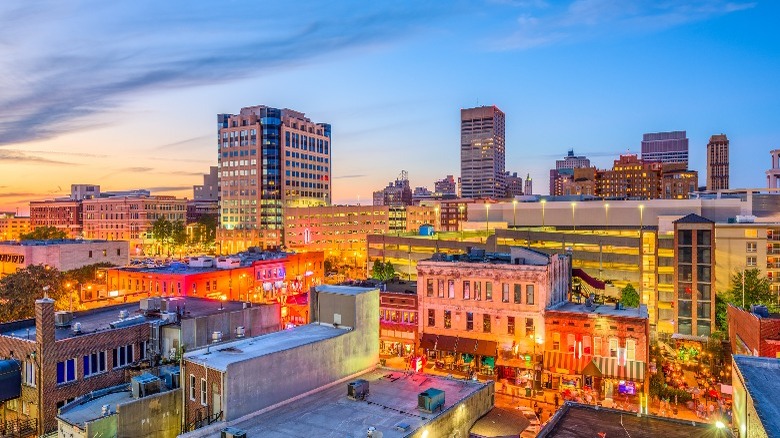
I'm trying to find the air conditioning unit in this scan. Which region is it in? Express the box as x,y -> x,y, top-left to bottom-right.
160,299 -> 170,313
159,312 -> 177,324
54,311 -> 73,328
131,373 -> 162,399
418,388 -> 445,413
347,379 -> 369,400
160,368 -> 181,389
221,427 -> 247,438
235,326 -> 245,338
140,297 -> 161,312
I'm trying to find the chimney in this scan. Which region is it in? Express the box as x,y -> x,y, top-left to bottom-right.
35,297 -> 56,347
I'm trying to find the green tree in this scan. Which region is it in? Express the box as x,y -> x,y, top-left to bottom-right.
170,221 -> 187,256
727,268 -> 774,308
370,259 -> 396,282
20,226 -> 67,240
620,283 -> 640,308
150,217 -> 172,255
0,265 -> 65,322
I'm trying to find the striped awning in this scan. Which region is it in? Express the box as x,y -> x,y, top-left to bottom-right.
543,351 -> 591,374
589,357 -> 646,381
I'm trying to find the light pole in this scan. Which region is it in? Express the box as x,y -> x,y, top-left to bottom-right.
458,204 -> 465,240
604,203 -> 609,231
571,202 -> 577,232
65,282 -> 73,312
512,199 -> 518,228
484,204 -> 490,239
540,199 -> 546,228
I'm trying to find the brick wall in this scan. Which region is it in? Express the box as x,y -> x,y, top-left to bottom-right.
181,360 -> 224,430
728,305 -> 780,357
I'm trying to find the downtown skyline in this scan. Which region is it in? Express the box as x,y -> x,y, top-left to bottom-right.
1,0 -> 779,212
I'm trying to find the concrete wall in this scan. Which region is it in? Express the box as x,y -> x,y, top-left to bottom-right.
84,414 -> 117,438
223,289 -> 379,421
116,388 -> 181,438
406,381 -> 494,438
179,303 -> 280,351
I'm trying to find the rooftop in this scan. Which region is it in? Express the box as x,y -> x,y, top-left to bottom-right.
58,386 -> 131,428
0,239 -> 119,247
538,403 -> 731,438
184,323 -> 347,372
469,407 -> 530,437
733,355 -> 780,436
0,297 -> 252,341
221,369 -> 487,438
547,301 -> 649,320
315,284 -> 376,296
423,246 -> 552,266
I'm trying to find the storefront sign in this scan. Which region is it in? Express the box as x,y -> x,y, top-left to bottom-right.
618,380 -> 636,395
0,254 -> 23,264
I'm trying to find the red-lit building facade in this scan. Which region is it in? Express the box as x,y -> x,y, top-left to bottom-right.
727,304 -> 780,358
379,280 -> 419,358
543,302 -> 649,398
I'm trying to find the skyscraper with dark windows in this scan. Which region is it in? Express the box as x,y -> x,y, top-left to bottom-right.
217,106 -> 331,233
706,134 -> 729,191
640,131 -> 689,165
460,105 -> 506,199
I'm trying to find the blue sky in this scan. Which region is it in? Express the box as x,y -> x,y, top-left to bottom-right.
0,0 -> 777,211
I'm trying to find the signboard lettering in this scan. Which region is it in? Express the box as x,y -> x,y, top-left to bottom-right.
0,254 -> 24,264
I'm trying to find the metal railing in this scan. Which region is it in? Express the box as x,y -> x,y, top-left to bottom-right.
185,406 -> 223,432
0,418 -> 37,438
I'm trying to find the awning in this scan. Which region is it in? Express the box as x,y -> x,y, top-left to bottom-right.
543,351 -> 591,374
419,333 -> 458,352
589,357 -> 646,381
671,333 -> 708,343
495,357 -> 535,370
420,333 -> 437,350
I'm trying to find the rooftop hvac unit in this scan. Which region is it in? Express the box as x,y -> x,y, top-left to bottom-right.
131,373 -> 162,399
159,312 -> 177,324
119,310 -> 130,320
347,379 -> 369,401
235,326 -> 245,338
221,427 -> 247,438
212,331 -> 223,344
160,299 -> 170,313
140,297 -> 161,312
71,322 -> 83,335
54,311 -> 73,328
418,388 -> 445,413
160,368 -> 181,389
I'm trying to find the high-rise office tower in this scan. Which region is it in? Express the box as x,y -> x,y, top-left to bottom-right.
217,105 -> 331,231
460,105 -> 506,199
549,150 -> 591,196
641,131 -> 689,165
524,173 -> 533,196
706,134 -> 729,191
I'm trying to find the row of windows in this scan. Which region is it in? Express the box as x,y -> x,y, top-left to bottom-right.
380,310 -> 418,324
190,374 -> 208,406
425,279 -> 535,305
427,309 -> 535,334
550,332 -> 637,361
56,343 -> 146,385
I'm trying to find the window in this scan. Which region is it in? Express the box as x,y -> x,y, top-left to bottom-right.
190,375 -> 196,400
474,281 -> 481,300
113,344 -> 134,368
747,242 -> 757,253
444,310 -> 452,329
483,314 -> 491,333
502,283 -> 509,303
747,256 -> 757,267
514,284 -> 521,304
582,336 -> 592,355
697,283 -> 711,301
88,250 -> 93,258
117,248 -> 121,256
552,332 -> 560,351
608,338 -> 619,358
697,266 -> 711,283
696,230 -> 711,245
428,309 -> 435,327
438,280 -> 445,298
463,281 -> 471,300
466,312 -> 474,331
426,279 -> 434,297
697,302 -> 712,319
593,337 -> 602,356
678,300 -> 692,317
200,378 -> 207,406
507,316 -> 515,335
567,334 -> 576,353
23,361 -> 35,387
139,341 -> 148,361
526,285 -> 535,305
485,282 -> 493,301
83,351 -> 107,377
56,359 -> 76,385
447,280 -> 455,299
626,339 -> 636,361
525,318 -> 535,338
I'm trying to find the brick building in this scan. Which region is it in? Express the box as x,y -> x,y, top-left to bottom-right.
727,304 -> 780,358
379,280 -> 419,358
0,213 -> 30,241
0,240 -> 129,278
29,199 -> 82,238
674,214 -> 716,337
543,302 -> 649,397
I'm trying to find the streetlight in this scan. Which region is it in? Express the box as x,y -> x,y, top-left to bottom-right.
604,203 -> 610,231
458,204 -> 465,240
512,199 -> 518,228
484,204 -> 490,237
65,282 -> 73,312
540,199 -> 546,228
570,202 -> 577,232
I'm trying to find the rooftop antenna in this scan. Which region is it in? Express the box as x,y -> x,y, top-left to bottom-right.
42,285 -> 50,299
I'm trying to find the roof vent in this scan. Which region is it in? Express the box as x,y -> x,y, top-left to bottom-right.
54,311 -> 73,328
119,310 -> 130,320
235,326 -> 245,338
72,322 -> 82,335
212,331 -> 223,344
101,404 -> 111,416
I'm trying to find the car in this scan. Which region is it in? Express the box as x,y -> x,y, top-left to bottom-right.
515,405 -> 541,435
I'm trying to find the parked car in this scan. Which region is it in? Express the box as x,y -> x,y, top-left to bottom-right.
516,406 -> 541,435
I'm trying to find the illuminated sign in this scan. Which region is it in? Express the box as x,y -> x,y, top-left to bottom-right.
0,254 -> 24,264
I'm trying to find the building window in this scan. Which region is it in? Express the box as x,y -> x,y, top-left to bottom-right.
483,314 -> 491,333
582,336 -> 592,355
514,284 -> 521,304
626,339 -> 636,361
56,359 -> 76,385
474,281 -> 482,300
552,332 -> 560,351
113,344 -> 134,368
428,309 -> 435,327
447,280 -> 454,299
426,279 -> 434,297
507,316 -> 515,335
463,281 -> 471,300
747,242 -> 757,253
466,312 -> 474,331
24,361 -> 35,387
608,338 -> 619,358
526,285 -> 535,305
593,337 -> 601,356
485,282 -> 493,301
83,351 -> 107,377
139,341 -> 148,361
88,250 -> 93,258
525,318 -> 534,338
567,334 -> 576,353
117,248 -> 121,256
502,283 -> 509,303
438,280 -> 445,298
444,310 -> 452,329
189,374 -> 196,401
200,378 -> 207,406
747,256 -> 757,267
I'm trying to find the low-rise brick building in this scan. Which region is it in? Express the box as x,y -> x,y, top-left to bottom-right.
727,304 -> 780,358
0,240 -> 129,277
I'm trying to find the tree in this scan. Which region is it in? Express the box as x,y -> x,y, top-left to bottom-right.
370,259 -> 396,282
0,265 -> 65,322
20,226 -> 67,241
170,221 -> 187,256
150,217 -> 172,255
620,283 -> 640,308
727,268 -> 774,309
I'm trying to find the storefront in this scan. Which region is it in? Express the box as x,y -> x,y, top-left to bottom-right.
581,356 -> 646,399
543,351 -> 590,390
419,333 -> 497,375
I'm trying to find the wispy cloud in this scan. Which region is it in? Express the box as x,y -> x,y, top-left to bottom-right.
146,186 -> 192,192
333,174 -> 367,179
119,167 -> 154,173
0,192 -> 50,199
152,135 -> 212,151
0,150 -> 76,166
492,0 -> 757,50
0,1 -> 445,145
169,171 -> 206,177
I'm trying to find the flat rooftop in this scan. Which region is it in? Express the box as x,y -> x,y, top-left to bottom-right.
184,323 -> 347,372
547,302 -> 649,319
0,239 -> 118,247
58,386 -> 132,428
219,369 -> 487,438
539,403 -> 731,438
733,355 -> 780,436
0,297 -> 252,341
315,284 -> 376,296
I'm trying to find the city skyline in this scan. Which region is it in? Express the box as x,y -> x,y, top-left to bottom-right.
1,0 -> 779,212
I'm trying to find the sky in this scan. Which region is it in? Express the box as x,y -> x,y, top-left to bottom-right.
0,0 -> 778,213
